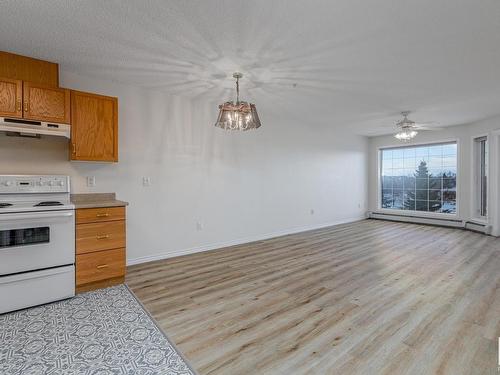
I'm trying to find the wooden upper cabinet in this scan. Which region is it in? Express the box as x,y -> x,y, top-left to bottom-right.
23,82 -> 70,123
0,78 -> 22,118
0,51 -> 59,86
71,90 -> 118,162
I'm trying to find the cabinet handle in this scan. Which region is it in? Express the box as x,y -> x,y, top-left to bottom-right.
96,213 -> 110,218
72,143 -> 76,154
16,99 -> 21,112
24,102 -> 29,112
96,234 -> 110,240
96,264 -> 109,269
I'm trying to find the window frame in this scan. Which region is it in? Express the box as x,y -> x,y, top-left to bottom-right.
377,138 -> 460,218
472,135 -> 488,221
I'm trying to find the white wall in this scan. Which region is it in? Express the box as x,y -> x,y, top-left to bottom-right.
368,115 -> 500,234
0,70 -> 369,264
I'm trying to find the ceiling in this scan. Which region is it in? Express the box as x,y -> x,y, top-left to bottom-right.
1,0 -> 499,135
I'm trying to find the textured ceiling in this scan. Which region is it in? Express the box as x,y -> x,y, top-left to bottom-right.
1,0 -> 499,135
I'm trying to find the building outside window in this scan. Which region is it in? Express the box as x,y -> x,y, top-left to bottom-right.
380,142 -> 457,214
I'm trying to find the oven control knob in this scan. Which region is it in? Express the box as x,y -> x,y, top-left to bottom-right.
48,181 -> 55,186
57,181 -> 64,186
4,181 -> 13,187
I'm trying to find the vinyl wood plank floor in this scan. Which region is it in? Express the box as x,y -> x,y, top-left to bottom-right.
126,219 -> 500,375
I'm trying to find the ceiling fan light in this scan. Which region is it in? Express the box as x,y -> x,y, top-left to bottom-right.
394,129 -> 418,141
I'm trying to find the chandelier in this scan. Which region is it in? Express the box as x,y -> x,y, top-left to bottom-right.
214,72 -> 261,131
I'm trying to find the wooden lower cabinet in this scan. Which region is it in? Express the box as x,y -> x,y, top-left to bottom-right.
76,206 -> 125,224
76,248 -> 125,286
75,207 -> 126,293
76,220 -> 126,254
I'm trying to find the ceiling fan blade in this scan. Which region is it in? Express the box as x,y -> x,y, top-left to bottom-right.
413,125 -> 444,131
414,120 -> 439,125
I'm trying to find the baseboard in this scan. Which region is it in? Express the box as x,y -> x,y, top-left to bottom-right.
127,215 -> 366,266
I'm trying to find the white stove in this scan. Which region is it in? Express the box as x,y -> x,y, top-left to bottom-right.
0,175 -> 75,314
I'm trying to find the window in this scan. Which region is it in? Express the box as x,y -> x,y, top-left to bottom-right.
473,136 -> 487,218
380,142 -> 457,214
0,227 -> 50,248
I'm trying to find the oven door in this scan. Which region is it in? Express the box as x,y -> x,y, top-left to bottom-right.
0,210 -> 75,276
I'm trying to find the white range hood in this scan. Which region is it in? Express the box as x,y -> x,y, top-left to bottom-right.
0,117 -> 70,138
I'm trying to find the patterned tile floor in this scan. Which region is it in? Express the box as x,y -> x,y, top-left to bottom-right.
0,285 -> 196,375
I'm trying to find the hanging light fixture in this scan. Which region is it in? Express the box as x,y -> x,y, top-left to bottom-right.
394,111 -> 418,142
394,129 -> 418,141
214,72 -> 261,131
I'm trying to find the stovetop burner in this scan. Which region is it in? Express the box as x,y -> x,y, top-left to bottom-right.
0,203 -> 13,208
34,201 -> 64,207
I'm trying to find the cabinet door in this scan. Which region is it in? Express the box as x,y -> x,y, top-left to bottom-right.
70,90 -> 118,162
23,82 -> 70,123
0,51 -> 59,86
0,77 -> 22,118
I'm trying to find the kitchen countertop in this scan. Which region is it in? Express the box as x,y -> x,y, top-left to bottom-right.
70,193 -> 128,209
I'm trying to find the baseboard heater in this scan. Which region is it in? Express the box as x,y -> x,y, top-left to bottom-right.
369,211 -> 463,228
369,212 -> 492,234
464,220 -> 492,234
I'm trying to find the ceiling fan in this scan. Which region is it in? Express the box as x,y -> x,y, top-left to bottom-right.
394,111 -> 441,141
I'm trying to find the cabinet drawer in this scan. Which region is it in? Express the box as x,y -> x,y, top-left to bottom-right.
76,248 -> 125,286
76,206 -> 125,224
76,220 -> 125,254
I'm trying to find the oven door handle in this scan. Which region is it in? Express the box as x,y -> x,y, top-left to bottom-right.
0,211 -> 74,221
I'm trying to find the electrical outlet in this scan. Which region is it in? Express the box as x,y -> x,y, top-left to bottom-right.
86,176 -> 96,187
142,177 -> 152,187
196,221 -> 203,231
310,209 -> 315,215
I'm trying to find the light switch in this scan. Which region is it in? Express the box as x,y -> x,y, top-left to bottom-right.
143,177 -> 152,187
